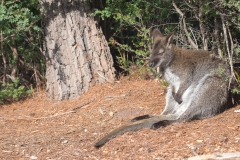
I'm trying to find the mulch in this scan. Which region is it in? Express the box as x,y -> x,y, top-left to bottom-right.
0,77 -> 240,159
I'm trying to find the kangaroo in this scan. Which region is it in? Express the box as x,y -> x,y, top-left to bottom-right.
94,29 -> 230,148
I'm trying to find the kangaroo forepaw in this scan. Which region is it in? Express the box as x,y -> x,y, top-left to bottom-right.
172,92 -> 183,104
131,115 -> 154,122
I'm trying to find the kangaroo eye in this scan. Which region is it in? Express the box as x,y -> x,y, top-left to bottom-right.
158,48 -> 164,56
159,52 -> 163,56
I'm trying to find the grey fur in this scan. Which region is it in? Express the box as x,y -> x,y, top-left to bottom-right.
94,29 -> 230,148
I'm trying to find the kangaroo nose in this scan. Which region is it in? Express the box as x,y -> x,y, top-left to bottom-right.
149,61 -> 154,68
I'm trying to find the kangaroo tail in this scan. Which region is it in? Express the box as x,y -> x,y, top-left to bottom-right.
94,114 -> 176,148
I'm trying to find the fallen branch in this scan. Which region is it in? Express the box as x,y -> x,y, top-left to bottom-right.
189,152 -> 240,160
105,94 -> 126,99
71,99 -> 95,111
1,99 -> 96,121
96,71 -> 113,83
1,110 -> 75,121
192,147 -> 199,156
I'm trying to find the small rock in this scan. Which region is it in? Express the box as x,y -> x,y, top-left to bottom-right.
62,140 -> 68,144
234,109 -> 240,113
99,109 -> 105,115
197,140 -> 203,143
109,111 -> 114,117
30,155 -> 38,159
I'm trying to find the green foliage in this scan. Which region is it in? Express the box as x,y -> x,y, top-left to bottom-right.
0,78 -> 32,104
116,48 -> 131,70
232,88 -> 240,94
93,0 -> 240,93
1,1 -> 239,104
148,67 -> 168,87
93,0 -> 175,72
0,1 -> 41,35
217,64 -> 226,76
0,0 -> 44,103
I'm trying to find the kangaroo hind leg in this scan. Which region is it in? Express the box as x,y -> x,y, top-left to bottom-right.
178,76 -> 229,122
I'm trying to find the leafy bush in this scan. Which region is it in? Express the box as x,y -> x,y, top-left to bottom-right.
93,0 -> 174,72
0,0 -> 44,98
93,0 -> 240,92
0,78 -> 32,104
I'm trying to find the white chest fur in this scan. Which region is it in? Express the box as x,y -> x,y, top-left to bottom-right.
164,68 -> 180,91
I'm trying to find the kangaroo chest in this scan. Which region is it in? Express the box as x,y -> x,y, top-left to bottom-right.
164,68 -> 180,91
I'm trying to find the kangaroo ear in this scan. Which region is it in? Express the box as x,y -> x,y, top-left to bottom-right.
151,29 -> 162,42
165,31 -> 175,48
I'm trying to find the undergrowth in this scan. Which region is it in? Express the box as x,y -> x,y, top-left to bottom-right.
0,78 -> 32,104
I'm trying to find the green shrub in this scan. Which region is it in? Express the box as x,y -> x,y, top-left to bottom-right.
0,78 -> 32,104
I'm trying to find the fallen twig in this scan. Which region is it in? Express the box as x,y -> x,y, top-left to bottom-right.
105,94 -> 126,99
189,152 -> 240,160
1,110 -> 76,121
96,71 -> 112,83
192,147 -> 199,156
1,99 -> 95,121
71,99 -> 95,111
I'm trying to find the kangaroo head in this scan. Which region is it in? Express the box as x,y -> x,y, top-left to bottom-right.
149,29 -> 175,69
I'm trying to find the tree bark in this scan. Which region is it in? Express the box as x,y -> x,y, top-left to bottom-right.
41,0 -> 115,101
1,0 -> 6,83
9,37 -> 18,81
0,30 -> 6,83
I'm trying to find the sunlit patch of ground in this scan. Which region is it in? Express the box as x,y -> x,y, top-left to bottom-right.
0,77 -> 239,159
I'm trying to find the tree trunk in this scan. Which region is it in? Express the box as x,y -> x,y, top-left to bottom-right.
9,37 -> 18,81
1,29 -> 6,83
41,0 -> 115,101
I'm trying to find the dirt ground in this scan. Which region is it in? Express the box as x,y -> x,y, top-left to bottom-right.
0,77 -> 240,160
